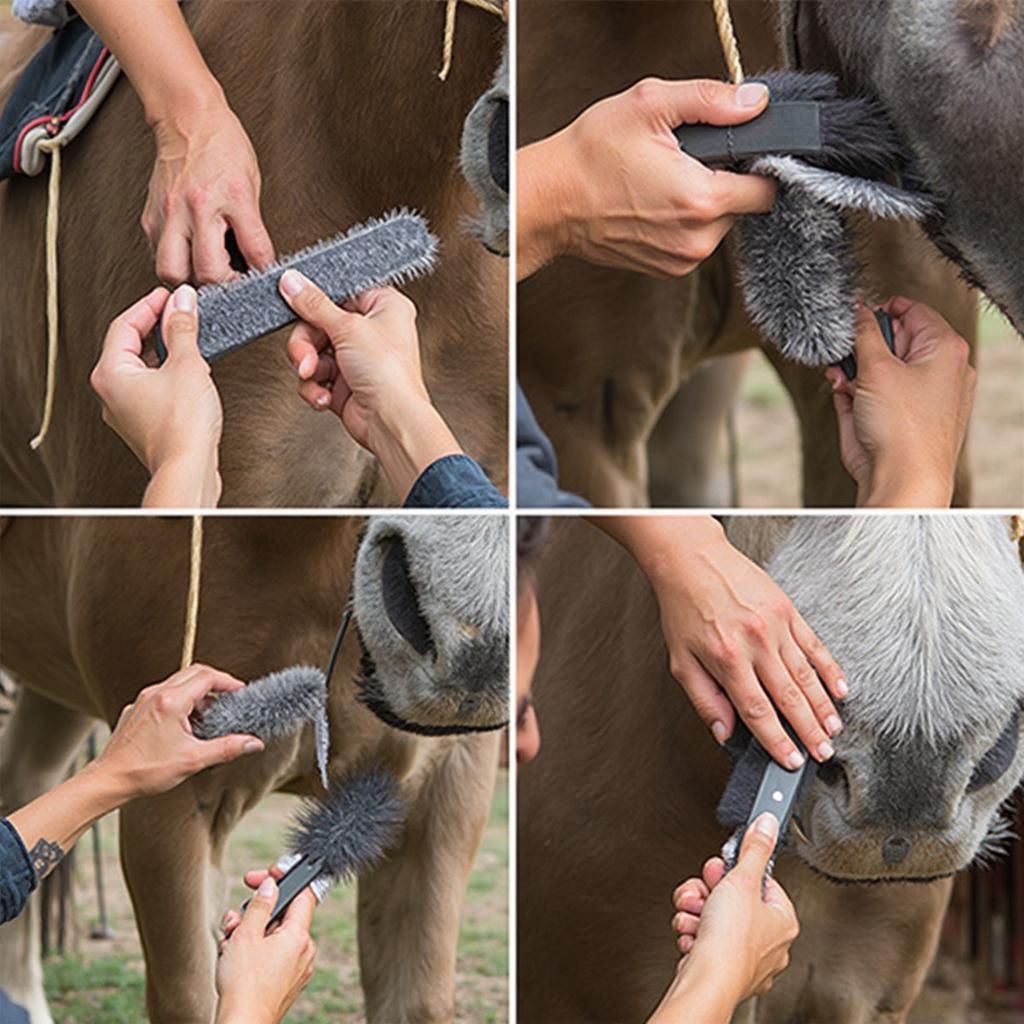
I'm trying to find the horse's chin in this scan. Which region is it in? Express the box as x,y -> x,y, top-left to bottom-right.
800,859 -> 959,886
356,655 -> 507,736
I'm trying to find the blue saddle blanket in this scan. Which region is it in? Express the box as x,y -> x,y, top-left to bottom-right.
0,15 -> 110,180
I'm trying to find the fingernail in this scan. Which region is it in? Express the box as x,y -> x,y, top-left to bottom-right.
299,353 -> 316,379
315,393 -> 330,409
258,877 -> 276,898
711,721 -> 728,744
817,739 -> 835,761
243,738 -> 262,754
835,678 -> 849,698
825,714 -> 843,736
737,82 -> 769,107
279,269 -> 308,299
754,812 -> 779,839
787,750 -> 805,770
172,284 -> 197,313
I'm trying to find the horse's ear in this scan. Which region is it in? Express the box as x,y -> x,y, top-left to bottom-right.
957,0 -> 1018,55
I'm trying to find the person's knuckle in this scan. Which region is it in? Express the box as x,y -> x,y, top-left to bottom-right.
89,364 -> 106,395
775,684 -> 804,713
629,76 -> 664,112
742,696 -> 772,721
684,187 -> 717,225
793,661 -> 818,690
187,186 -> 211,213
711,638 -> 738,666
741,614 -> 768,644
694,78 -> 723,110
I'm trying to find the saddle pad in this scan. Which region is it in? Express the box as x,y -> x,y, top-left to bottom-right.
0,16 -> 119,180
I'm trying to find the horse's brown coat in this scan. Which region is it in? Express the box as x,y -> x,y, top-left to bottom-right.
0,1 -> 507,507
517,0 -> 977,507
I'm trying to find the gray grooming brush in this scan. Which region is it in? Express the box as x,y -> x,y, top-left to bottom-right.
717,725 -> 818,878
678,70 -> 936,366
245,768 -> 403,930
155,210 -> 438,363
192,665 -> 326,743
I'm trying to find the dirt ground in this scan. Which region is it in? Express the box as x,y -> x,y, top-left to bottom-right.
734,307 -> 1024,508
36,765 -> 508,1024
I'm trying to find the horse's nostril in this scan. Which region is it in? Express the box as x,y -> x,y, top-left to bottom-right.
817,758 -> 845,789
380,536 -> 434,656
881,834 -> 910,865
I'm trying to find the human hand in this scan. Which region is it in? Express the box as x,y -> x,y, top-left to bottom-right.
277,272 -> 464,501
670,814 -> 798,1005
94,664 -> 264,802
220,864 -> 288,940
215,877 -> 317,1024
142,99 -> 274,285
825,299 -> 976,508
517,78 -> 776,279
610,517 -> 846,768
90,284 -> 223,507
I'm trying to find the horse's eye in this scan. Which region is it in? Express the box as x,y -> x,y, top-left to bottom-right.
966,705 -> 1021,794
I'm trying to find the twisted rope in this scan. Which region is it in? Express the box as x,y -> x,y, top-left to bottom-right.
438,0 -> 506,81
712,0 -> 745,84
29,137 -> 64,449
180,515 -> 203,670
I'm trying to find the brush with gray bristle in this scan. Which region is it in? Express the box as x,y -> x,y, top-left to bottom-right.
676,70 -> 937,366
155,210 -> 438,363
192,666 -> 327,743
247,768 -> 403,930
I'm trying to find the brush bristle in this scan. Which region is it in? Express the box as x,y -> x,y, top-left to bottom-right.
287,769 -> 403,881
157,210 -> 438,363
192,666 -> 326,741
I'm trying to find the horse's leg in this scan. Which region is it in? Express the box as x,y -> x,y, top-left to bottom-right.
760,349 -> 858,507
648,352 -> 753,506
0,686 -> 95,1024
119,781 -> 219,1024
358,734 -> 500,1023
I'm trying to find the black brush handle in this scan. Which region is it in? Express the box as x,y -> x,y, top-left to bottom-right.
674,101 -> 822,166
837,309 -> 896,380
240,855 -> 324,932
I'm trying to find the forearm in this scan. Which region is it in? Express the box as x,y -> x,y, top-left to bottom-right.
142,449 -> 222,509
74,0 -> 223,127
590,515 -> 727,584
7,763 -> 126,879
368,399 -> 466,504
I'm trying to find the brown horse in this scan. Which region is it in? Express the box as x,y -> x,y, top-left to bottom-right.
519,515 -> 1024,1023
0,1 -> 507,507
517,0 -> 978,507
0,513 -> 507,1023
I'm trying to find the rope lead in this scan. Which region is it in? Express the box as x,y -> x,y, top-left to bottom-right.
180,515 -> 203,670
712,0 -> 745,85
29,138 -> 63,450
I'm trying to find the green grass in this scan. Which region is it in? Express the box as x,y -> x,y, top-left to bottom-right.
41,773 -> 508,1023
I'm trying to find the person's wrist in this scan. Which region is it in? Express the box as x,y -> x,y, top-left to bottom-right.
516,135 -> 575,278
144,445 -> 222,508
73,759 -> 135,816
859,458 -> 953,508
145,74 -> 228,135
633,516 -> 728,591
653,950 -> 742,1024
366,393 -> 464,502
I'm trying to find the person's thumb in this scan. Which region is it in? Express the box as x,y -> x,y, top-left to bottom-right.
643,78 -> 769,128
238,876 -> 278,937
732,812 -> 779,884
195,733 -> 264,769
853,303 -> 894,370
161,284 -> 201,360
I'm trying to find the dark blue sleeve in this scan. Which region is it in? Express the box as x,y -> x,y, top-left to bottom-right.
0,817 -> 37,925
403,454 -> 508,509
516,384 -> 589,509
